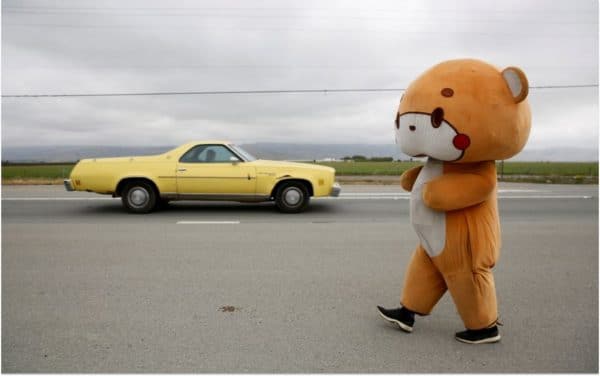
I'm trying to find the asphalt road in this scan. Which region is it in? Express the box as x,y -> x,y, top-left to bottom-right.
2,183 -> 598,372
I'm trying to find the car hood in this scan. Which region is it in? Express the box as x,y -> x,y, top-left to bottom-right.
79,155 -> 163,164
251,159 -> 334,173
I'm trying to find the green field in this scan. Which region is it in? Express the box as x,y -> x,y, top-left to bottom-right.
314,161 -> 422,175
2,164 -> 74,180
1,161 -> 598,183
313,161 -> 599,177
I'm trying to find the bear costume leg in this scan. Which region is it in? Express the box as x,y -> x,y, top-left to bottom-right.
432,244 -> 498,330
400,246 -> 447,315
443,269 -> 498,330
400,245 -> 498,330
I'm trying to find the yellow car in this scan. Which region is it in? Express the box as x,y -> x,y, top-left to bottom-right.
64,141 -> 341,213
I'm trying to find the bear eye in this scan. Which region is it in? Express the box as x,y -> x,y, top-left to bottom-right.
395,112 -> 400,129
431,107 -> 444,128
441,88 -> 454,97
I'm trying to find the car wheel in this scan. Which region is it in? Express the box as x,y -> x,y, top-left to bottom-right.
121,181 -> 157,214
275,182 -> 310,213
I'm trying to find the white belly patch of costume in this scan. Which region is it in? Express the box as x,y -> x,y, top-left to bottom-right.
410,159 -> 446,257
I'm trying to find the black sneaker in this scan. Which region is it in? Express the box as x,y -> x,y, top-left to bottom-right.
377,306 -> 415,333
455,326 -> 501,344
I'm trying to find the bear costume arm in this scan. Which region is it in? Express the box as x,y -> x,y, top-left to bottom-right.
400,166 -> 423,192
422,161 -> 496,211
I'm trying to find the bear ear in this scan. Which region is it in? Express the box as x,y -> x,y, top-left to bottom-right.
501,67 -> 529,103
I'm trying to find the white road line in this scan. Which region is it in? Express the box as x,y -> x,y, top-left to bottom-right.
498,189 -> 541,193
317,196 -> 411,200
319,195 -> 593,200
498,195 -> 593,199
176,221 -> 240,225
340,189 -> 539,195
1,197 -> 116,201
340,193 -> 410,196
1,195 -> 593,201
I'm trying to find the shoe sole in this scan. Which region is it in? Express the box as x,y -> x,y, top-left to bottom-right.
455,334 -> 501,344
377,310 -> 413,333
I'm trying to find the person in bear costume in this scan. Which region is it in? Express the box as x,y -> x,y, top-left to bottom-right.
378,59 -> 531,344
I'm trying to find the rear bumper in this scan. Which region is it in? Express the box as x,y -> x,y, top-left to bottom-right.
330,182 -> 341,197
63,179 -> 74,192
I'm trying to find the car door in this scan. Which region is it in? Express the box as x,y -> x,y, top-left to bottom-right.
176,144 -> 256,197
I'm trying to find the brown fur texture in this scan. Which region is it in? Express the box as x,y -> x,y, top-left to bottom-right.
399,59 -> 531,163
396,59 -> 531,330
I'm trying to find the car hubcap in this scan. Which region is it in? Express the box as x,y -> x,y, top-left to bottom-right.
129,187 -> 149,208
284,188 -> 302,206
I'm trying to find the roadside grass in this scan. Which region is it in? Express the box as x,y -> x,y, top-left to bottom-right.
1,161 -> 598,184
315,161 -> 422,175
493,161 -> 598,177
2,164 -> 74,180
3,178 -> 65,185
313,161 -> 598,177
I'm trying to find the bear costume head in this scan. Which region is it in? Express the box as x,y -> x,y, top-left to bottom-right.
394,59 -> 531,163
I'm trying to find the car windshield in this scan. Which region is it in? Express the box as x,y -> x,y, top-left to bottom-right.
229,144 -> 257,162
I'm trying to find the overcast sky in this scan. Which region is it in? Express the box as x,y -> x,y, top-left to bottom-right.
2,0 -> 598,158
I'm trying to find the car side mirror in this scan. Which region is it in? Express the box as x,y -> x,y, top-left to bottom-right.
230,156 -> 240,165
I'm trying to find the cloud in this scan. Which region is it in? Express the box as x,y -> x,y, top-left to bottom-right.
2,0 -> 598,159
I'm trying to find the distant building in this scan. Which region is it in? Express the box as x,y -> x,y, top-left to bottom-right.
317,157 -> 339,162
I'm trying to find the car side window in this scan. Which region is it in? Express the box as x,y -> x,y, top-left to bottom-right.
179,145 -> 241,163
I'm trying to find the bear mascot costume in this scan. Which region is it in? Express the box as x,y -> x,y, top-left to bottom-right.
377,59 -> 531,344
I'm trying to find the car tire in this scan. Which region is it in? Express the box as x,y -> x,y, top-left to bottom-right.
121,181 -> 157,214
275,181 -> 310,213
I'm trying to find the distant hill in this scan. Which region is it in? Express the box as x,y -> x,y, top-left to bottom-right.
511,147 -> 598,162
242,143 -> 407,161
1,145 -> 173,163
0,143 -> 407,162
1,143 -> 597,163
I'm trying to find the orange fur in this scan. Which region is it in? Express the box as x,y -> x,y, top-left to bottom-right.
423,161 -> 496,211
400,166 -> 422,191
396,59 -> 531,330
398,59 -> 531,163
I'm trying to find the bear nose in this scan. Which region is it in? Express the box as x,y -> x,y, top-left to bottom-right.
409,125 -> 416,131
